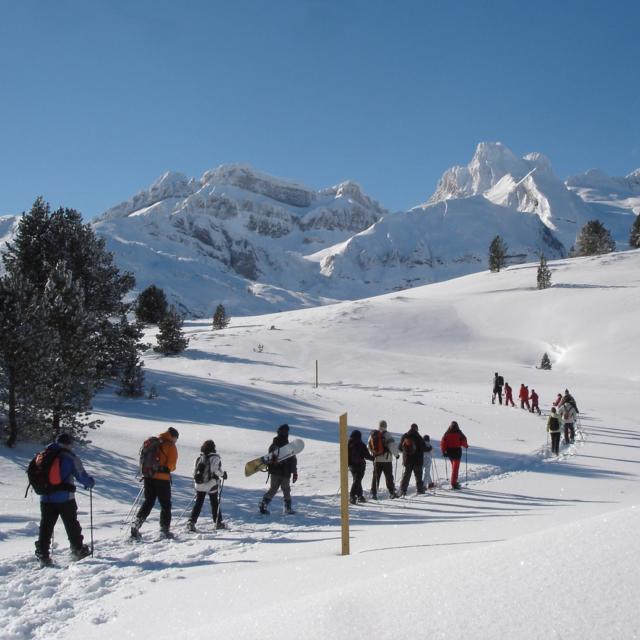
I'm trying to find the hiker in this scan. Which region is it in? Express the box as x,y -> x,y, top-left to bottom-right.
348,430 -> 374,504
519,384 -> 531,411
561,389 -> 579,413
368,420 -> 399,499
34,433 -> 95,567
504,382 -> 515,407
259,424 -> 298,515
530,389 -> 541,415
131,427 -> 179,540
422,434 -> 435,489
187,439 -> 227,531
547,407 -> 561,455
492,372 -> 504,404
399,423 -> 426,496
553,393 -> 563,407
559,402 -> 578,444
440,421 -> 468,490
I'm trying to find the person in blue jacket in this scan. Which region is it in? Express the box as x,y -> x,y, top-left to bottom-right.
35,433 -> 95,566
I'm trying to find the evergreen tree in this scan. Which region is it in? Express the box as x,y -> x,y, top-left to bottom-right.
212,303 -> 230,330
536,254 -> 552,289
118,351 -> 146,397
574,220 -> 616,256
629,215 -> 640,249
1,198 -> 134,443
540,353 -> 552,370
155,307 -> 189,355
135,285 -> 168,324
113,316 -> 147,397
488,235 -> 508,272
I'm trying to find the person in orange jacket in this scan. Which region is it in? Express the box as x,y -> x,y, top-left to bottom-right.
131,427 -> 179,540
440,421 -> 469,490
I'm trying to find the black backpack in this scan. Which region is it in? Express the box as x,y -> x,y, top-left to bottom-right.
26,446 -> 64,496
497,375 -> 504,386
193,454 -> 213,484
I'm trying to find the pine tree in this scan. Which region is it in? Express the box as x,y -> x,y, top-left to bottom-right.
1,198 -> 134,443
629,215 -> 640,249
135,285 -> 168,324
155,307 -> 189,355
536,254 -> 552,289
574,220 -> 616,256
540,353 -> 552,370
118,351 -> 146,397
113,316 -> 147,396
488,235 -> 508,272
212,303 -> 230,330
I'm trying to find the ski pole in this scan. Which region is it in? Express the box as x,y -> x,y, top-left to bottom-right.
122,485 -> 144,530
465,448 -> 468,484
90,487 -> 94,556
215,477 -> 225,528
175,494 -> 197,527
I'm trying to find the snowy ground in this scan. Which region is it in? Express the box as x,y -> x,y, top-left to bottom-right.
1,250 -> 639,640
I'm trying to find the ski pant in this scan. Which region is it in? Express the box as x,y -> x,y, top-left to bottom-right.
189,490 -> 222,525
370,460 -> 396,497
531,401 -> 541,414
520,398 -> 530,410
37,499 -> 84,557
422,458 -> 433,487
349,464 -> 366,500
505,394 -> 515,407
400,461 -> 425,494
563,423 -> 575,444
449,456 -> 462,487
492,388 -> 503,404
136,478 -> 172,529
262,474 -> 292,505
550,432 -> 561,455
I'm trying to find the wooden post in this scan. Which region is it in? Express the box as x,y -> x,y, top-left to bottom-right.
339,413 -> 350,556
315,360 -> 318,388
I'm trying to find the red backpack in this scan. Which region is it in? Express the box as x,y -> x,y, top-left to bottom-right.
369,431 -> 386,456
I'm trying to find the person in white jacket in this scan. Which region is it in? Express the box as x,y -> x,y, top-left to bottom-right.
187,440 -> 227,531
559,402 -> 577,444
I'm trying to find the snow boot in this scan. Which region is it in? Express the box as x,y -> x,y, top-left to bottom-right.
357,495 -> 367,503
259,499 -> 270,515
130,519 -> 143,541
350,496 -> 357,505
186,520 -> 197,532
35,544 -> 52,567
159,527 -> 175,540
71,544 -> 91,561
284,500 -> 296,515
215,521 -> 226,530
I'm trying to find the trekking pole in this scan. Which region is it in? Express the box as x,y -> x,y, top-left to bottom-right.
215,478 -> 225,528
90,487 -> 94,556
174,494 -> 197,527
121,485 -> 144,530
465,449 -> 468,484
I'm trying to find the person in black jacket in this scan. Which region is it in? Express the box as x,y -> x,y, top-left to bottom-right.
399,423 -> 426,496
348,430 -> 374,504
259,424 -> 298,515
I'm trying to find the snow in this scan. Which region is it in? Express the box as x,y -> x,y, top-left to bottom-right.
2,246 -> 640,640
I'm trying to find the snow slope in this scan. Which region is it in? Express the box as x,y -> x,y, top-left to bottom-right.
1,250 -> 640,639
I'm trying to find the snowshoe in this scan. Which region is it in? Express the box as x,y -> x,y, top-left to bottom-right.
215,521 -> 226,530
259,501 -> 270,515
186,521 -> 197,533
71,545 -> 91,561
452,483 -> 462,490
350,497 -> 357,505
357,496 -> 367,503
159,528 -> 175,540
130,525 -> 142,541
284,502 -> 296,515
35,551 -> 53,568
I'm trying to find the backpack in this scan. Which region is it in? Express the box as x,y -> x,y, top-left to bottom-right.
369,431 -> 386,456
26,446 -> 65,495
193,454 -> 213,484
402,435 -> 416,456
497,375 -> 504,386
138,436 -> 162,479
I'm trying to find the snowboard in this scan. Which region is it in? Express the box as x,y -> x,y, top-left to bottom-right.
244,438 -> 304,477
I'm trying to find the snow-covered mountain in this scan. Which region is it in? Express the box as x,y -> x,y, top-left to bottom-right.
1,146 -> 638,317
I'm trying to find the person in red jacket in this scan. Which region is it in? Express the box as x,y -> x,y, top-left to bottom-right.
440,421 -> 469,490
504,382 -> 515,407
519,384 -> 530,411
529,389 -> 541,415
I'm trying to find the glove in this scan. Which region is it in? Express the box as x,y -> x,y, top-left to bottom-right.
222,471 -> 228,480
85,477 -> 95,490
395,455 -> 400,460
292,472 -> 298,484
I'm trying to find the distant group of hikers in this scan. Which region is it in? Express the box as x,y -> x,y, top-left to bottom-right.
26,378 -> 580,566
492,372 -> 542,414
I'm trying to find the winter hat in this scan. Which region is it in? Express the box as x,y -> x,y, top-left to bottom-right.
378,420 -> 388,431
168,427 -> 179,440
551,407 -> 557,414
277,423 -> 290,435
350,429 -> 362,440
56,433 -> 74,446
410,423 -> 419,431
423,434 -> 431,442
201,439 -> 216,454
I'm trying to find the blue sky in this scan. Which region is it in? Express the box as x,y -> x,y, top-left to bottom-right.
1,0 -> 639,218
